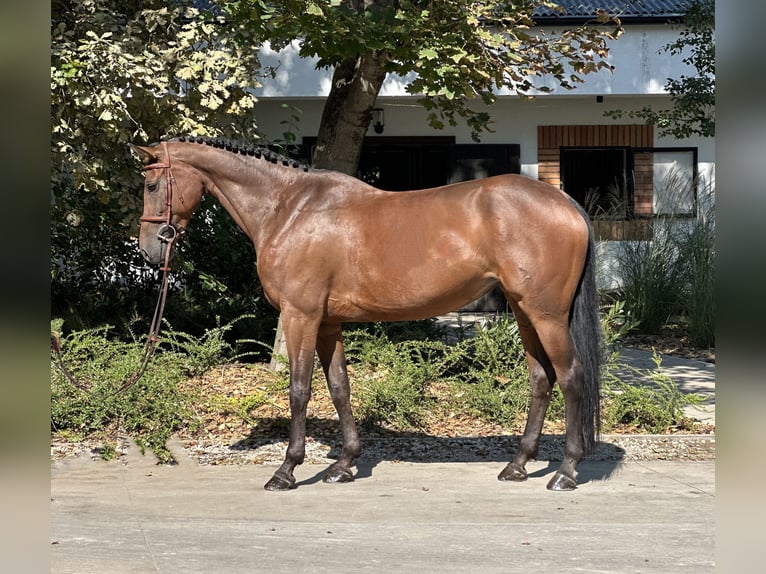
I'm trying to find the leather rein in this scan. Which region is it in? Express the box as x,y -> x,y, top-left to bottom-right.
51,142 -> 182,395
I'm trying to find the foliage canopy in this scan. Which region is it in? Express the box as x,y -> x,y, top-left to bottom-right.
605,0 -> 715,138
51,0 -> 275,338
51,0 -> 263,225
227,0 -> 623,141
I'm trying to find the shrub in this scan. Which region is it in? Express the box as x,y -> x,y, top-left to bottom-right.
615,219 -> 684,334
51,193 -> 278,360
600,298 -> 640,349
601,352 -> 704,433
612,169 -> 715,343
345,328 -> 450,429
676,201 -> 715,347
52,302 -> 704,462
345,308 -> 697,436
448,316 -> 535,424
50,317 -> 236,462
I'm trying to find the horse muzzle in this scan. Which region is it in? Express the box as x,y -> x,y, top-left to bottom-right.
140,224 -> 181,266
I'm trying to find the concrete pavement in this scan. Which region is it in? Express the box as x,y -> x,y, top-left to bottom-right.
51,347 -> 716,573
51,445 -> 714,573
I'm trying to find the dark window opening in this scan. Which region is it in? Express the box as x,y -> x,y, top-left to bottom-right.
301,137 -> 520,190
561,148 -> 631,219
357,138 -> 454,190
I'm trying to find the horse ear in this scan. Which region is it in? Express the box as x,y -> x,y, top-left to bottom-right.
129,143 -> 156,165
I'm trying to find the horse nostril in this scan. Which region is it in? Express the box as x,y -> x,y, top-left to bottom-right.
140,248 -> 153,263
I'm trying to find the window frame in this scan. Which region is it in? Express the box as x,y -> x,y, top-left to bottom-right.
633,146 -> 699,219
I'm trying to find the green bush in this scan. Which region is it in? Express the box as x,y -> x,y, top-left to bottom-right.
51,192 -> 278,359
613,171 -> 715,343
676,204 -> 715,347
344,307 -> 696,436
50,317 -> 236,462
601,352 -> 704,433
600,298 -> 640,348
615,219 -> 684,334
51,302 -> 704,461
345,328 -> 450,429
447,316 -> 536,424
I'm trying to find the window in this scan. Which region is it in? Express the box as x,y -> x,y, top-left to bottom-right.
301,137 -> 520,190
538,126 -> 699,240
561,148 -> 630,219
650,149 -> 698,216
356,137 -> 454,190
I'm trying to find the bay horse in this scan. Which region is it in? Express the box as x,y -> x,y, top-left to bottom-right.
132,137 -> 603,491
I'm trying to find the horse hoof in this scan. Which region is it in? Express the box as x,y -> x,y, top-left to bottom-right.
497,463 -> 528,482
546,472 -> 577,491
264,473 -> 296,491
323,465 -> 355,484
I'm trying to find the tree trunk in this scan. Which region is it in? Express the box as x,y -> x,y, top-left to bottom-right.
269,50 -> 388,371
312,52 -> 389,172
269,317 -> 287,371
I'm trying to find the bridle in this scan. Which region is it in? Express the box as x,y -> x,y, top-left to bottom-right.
140,141 -> 185,270
51,141 -> 184,395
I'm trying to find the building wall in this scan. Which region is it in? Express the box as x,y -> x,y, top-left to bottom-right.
252,23 -> 713,181
253,95 -> 715,182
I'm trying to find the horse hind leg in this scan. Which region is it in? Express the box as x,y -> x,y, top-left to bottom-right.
315,324 -> 361,484
498,309 -> 586,491
498,322 -> 554,483
545,349 -> 587,491
535,323 -> 587,491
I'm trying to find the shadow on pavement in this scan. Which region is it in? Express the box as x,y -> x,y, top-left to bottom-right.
232,418 -> 626,488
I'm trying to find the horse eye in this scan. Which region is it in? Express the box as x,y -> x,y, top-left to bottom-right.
147,182 -> 159,193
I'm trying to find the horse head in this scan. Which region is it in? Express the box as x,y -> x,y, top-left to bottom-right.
130,142 -> 206,266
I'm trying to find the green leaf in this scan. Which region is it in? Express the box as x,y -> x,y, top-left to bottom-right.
451,50 -> 466,64
306,3 -> 324,17
419,48 -> 438,61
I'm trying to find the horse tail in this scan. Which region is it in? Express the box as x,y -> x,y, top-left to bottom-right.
568,199 -> 604,454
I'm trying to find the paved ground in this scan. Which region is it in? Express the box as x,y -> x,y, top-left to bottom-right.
51,448 -> 714,574
50,348 -> 716,573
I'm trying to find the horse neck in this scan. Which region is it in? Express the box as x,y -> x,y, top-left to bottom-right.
188,148 -> 310,251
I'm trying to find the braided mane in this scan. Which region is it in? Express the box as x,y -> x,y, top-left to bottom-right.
171,135 -> 310,172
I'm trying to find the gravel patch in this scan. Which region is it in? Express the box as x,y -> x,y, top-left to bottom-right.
182,434 -> 715,466
52,432 -> 715,466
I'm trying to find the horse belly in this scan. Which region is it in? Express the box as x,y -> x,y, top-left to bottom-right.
324,213 -> 498,320
328,261 -> 497,322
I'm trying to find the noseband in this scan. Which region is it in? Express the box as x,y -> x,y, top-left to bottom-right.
140,141 -> 184,269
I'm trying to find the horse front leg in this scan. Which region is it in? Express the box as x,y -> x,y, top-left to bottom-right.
264,314 -> 319,491
316,324 -> 361,484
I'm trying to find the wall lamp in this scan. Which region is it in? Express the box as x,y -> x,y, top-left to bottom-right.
372,108 -> 385,134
